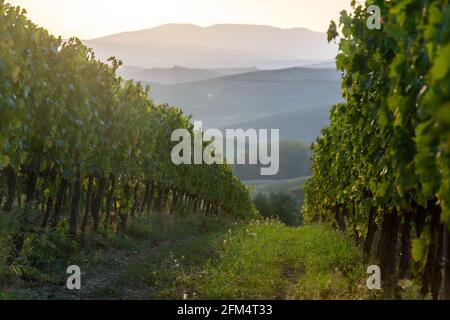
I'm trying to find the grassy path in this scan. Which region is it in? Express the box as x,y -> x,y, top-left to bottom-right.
4,216 -> 369,300
7,215 -> 227,300
12,238 -> 182,300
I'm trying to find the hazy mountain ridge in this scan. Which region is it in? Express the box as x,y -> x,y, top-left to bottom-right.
94,23 -> 333,58
117,65 -> 260,84
304,61 -> 337,69
86,24 -> 341,143
84,24 -> 337,69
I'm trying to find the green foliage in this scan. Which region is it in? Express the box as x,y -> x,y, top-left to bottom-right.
22,228 -> 81,270
254,192 -> 302,226
0,290 -> 24,300
0,0 -> 255,238
0,208 -> 40,282
0,234 -> 12,285
304,0 -> 450,297
182,221 -> 365,299
89,217 -> 365,300
86,214 -> 236,299
0,6 -> 256,296
0,208 -> 83,285
249,176 -> 308,196
123,217 -> 155,241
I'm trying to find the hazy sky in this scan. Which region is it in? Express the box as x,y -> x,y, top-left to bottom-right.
8,0 -> 353,39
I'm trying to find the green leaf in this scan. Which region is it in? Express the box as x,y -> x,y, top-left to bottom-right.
412,238 -> 427,262
434,102 -> 450,125
327,21 -> 338,43
430,44 -> 450,81
0,155 -> 11,168
11,65 -> 20,83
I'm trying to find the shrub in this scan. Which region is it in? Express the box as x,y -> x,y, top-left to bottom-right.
21,226 -> 81,271
254,191 -> 301,226
0,234 -> 12,285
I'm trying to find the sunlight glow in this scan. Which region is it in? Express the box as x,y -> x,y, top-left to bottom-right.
7,0 -> 353,39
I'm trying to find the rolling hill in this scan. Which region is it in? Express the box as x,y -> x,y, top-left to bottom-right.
148,67 -> 342,142
117,65 -> 259,84
246,176 -> 309,195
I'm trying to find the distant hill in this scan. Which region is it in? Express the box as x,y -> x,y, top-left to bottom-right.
246,176 -> 309,195
304,61 -> 337,69
210,67 -> 260,76
84,24 -> 337,69
233,140 -> 312,181
148,67 -> 342,142
118,65 -> 259,84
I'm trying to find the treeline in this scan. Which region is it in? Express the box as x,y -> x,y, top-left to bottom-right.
0,0 -> 254,240
254,191 -> 301,227
304,0 -> 450,298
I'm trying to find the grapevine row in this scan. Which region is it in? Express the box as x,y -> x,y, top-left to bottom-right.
304,0 -> 450,298
0,1 -> 254,238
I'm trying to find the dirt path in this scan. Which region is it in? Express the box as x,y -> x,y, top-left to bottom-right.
14,239 -> 179,300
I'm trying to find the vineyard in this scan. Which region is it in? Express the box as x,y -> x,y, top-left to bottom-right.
1,0 -> 450,301
0,0 -> 254,259
304,0 -> 450,298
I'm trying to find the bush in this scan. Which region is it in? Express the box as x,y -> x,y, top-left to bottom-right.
254,191 -> 301,226
0,208 -> 78,284
0,234 -> 12,285
22,227 -> 82,271
0,208 -> 38,285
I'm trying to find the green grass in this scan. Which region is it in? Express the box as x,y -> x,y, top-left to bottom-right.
1,211 -> 370,300
115,218 -> 368,300
176,220 -> 367,300
88,214 -> 238,299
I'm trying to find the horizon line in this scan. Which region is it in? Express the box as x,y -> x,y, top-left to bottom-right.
86,22 -> 323,41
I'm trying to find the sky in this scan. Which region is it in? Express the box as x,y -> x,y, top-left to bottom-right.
8,0 -> 353,39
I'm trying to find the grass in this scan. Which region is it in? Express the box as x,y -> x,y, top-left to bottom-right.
1,210 -> 370,300
110,218 -> 369,300
85,214 -> 236,299
177,220 -> 367,300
